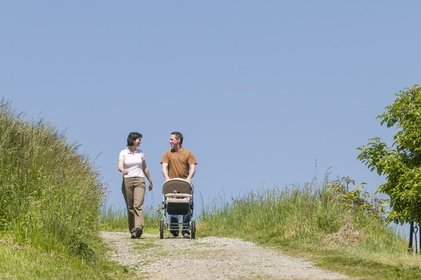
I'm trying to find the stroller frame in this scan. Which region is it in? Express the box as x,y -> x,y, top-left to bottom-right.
159,178 -> 196,239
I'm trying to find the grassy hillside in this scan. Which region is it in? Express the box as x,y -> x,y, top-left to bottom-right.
198,177 -> 421,279
0,101 -> 135,279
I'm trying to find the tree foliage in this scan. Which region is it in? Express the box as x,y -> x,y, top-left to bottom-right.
357,85 -> 421,224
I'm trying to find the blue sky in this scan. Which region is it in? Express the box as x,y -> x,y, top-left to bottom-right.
1,1 -> 420,215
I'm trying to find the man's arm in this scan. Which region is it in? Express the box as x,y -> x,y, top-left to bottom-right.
161,162 -> 170,181
186,163 -> 196,182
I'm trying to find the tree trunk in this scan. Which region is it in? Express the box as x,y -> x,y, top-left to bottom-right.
408,221 -> 414,254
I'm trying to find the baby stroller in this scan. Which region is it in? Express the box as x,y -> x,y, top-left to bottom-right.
159,178 -> 196,239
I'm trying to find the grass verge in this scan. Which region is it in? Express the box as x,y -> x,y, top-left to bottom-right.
0,233 -> 138,280
198,178 -> 421,279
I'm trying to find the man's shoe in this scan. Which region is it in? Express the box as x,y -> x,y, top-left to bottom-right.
135,226 -> 143,238
130,233 -> 137,239
182,232 -> 190,238
170,230 -> 179,237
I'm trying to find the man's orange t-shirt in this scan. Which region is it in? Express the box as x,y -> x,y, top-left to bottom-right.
161,148 -> 197,179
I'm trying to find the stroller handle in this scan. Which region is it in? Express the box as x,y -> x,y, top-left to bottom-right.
162,178 -> 194,195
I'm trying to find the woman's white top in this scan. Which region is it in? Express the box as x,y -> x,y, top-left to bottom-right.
119,148 -> 145,178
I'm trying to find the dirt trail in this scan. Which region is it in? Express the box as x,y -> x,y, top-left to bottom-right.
100,231 -> 352,280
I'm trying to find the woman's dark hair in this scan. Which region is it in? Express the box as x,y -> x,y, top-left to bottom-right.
127,132 -> 142,146
171,131 -> 183,145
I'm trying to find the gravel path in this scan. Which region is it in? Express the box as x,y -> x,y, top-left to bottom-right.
100,231 -> 352,280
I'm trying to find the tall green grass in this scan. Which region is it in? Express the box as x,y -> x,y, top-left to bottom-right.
0,233 -> 138,280
199,178 -> 421,279
100,204 -> 161,233
0,101 -> 103,262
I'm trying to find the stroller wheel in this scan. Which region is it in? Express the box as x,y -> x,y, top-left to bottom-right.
159,219 -> 164,239
190,220 -> 196,239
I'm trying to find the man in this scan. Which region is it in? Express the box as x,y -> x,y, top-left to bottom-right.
161,131 -> 197,237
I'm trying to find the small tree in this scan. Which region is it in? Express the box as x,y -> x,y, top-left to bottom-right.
357,85 -> 421,226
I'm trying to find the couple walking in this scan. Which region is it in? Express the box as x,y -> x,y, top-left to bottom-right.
118,131 -> 197,239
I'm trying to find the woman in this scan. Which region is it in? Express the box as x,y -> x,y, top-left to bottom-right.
118,132 -> 153,238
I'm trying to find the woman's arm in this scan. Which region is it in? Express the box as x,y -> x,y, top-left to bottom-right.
118,159 -> 128,175
142,160 -> 153,191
